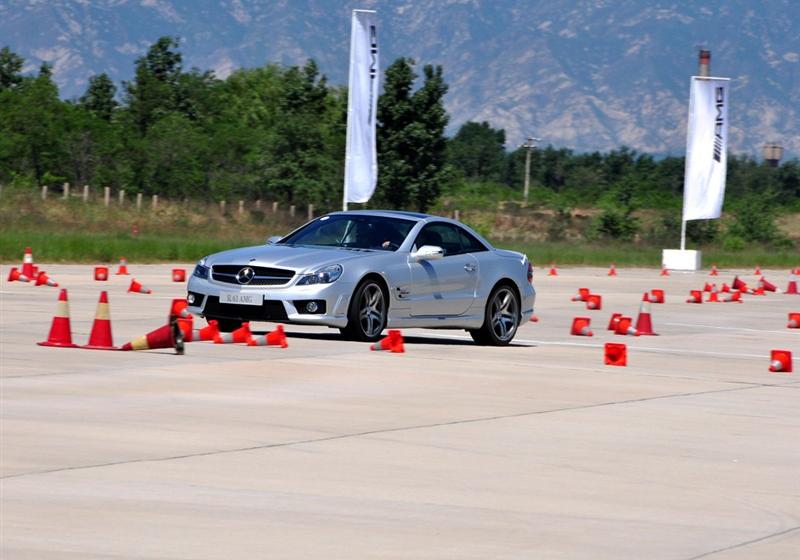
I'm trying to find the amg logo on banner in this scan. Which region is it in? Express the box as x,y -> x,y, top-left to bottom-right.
713,86 -> 725,162
368,24 -> 377,125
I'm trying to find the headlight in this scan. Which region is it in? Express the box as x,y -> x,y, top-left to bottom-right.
296,264 -> 342,285
193,257 -> 209,279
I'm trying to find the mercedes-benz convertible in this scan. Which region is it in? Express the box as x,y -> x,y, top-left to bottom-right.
187,210 -> 535,345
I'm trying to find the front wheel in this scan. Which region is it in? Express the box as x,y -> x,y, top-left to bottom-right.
340,279 -> 388,342
469,284 -> 520,346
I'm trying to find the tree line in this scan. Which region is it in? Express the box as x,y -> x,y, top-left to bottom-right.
1,39 -> 797,222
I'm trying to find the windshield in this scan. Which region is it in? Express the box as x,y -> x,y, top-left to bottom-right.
278,215 -> 416,251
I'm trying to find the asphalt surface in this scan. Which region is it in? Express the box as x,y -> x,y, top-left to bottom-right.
1,263 -> 798,559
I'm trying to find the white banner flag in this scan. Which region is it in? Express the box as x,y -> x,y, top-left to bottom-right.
682,76 -> 730,221
343,9 -> 379,206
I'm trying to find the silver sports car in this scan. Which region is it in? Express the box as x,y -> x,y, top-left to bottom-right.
187,210 -> 535,345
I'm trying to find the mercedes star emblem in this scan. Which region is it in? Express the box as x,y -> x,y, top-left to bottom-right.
236,266 -> 255,285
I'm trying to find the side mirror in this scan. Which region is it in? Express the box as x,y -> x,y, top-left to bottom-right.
410,245 -> 444,262
266,235 -> 282,245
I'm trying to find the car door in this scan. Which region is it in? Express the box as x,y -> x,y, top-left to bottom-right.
407,222 -> 479,316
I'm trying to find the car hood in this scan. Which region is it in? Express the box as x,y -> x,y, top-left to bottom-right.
205,244 -> 377,273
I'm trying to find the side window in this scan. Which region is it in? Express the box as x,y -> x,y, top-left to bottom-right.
457,227 -> 488,253
414,223 -> 464,256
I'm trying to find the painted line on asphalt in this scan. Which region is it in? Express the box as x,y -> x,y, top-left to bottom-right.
666,322 -> 795,335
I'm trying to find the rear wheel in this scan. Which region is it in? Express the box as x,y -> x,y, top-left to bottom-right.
340,279 -> 388,342
207,317 -> 242,333
469,284 -> 520,346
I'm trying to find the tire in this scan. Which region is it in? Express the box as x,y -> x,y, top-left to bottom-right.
469,284 -> 520,346
340,278 -> 388,342
207,317 -> 242,333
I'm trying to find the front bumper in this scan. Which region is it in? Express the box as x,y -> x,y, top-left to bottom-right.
187,275 -> 354,328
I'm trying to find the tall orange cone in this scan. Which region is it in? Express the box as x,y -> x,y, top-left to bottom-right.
586,294 -> 602,310
604,343 -> 627,366
35,271 -> 59,287
648,289 -> 665,303
607,312 -> 622,330
787,277 -> 798,295
121,321 -> 184,354
607,263 -> 617,276
7,267 -> 30,283
37,289 -> 77,348
570,317 -> 593,336
94,266 -> 109,281
248,324 -> 289,348
686,290 -> 703,304
614,316 -> 638,336
710,263 -> 719,276
214,322 -> 252,344
634,293 -> 657,335
128,278 -> 152,294
115,257 -> 130,275
172,268 -> 186,282
81,291 -> 119,350
786,312 -> 799,329
547,263 -> 558,276
571,288 -> 590,302
21,247 -> 35,278
768,350 -> 792,373
660,265 -> 670,277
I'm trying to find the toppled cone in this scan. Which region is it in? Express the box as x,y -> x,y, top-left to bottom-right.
703,282 -> 714,292
768,349 -> 793,373
614,316 -> 638,336
94,266 -> 109,281
634,293 -> 657,335
648,289 -> 665,303
586,294 -> 602,310
7,267 -> 30,283
35,271 -> 59,287
660,266 -> 669,277
787,312 -> 799,329
214,322 -> 252,344
759,277 -> 778,293
37,289 -> 78,348
686,290 -> 703,304
529,314 -> 539,322
169,298 -> 192,322
81,291 -> 119,350
571,288 -> 590,302
179,317 -> 219,342
121,321 -> 184,354
370,329 -> 404,352
248,324 -> 288,348
732,276 -> 750,293
607,312 -> 622,331
719,291 -> 743,303
128,278 -> 152,294
604,343 -> 627,366
570,316 -> 593,336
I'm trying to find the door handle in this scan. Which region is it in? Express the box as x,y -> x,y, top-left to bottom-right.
464,263 -> 477,272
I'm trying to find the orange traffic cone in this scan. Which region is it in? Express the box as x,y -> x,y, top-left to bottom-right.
634,293 -> 657,335
94,266 -> 109,281
607,312 -> 622,331
182,318 -> 219,342
710,264 -> 719,276
37,289 -> 77,348
648,289 -> 665,303
703,282 -> 714,292
614,316 -> 638,336
214,322 -> 252,344
172,268 -> 186,282
547,263 -> 558,276
604,343 -> 627,366
529,314 -> 539,322
607,263 -> 617,276
586,294 -> 602,310
21,246 -> 35,278
754,265 -> 761,275
570,317 -> 593,336
115,257 -> 130,275
7,267 -> 30,283
786,312 -> 799,329
121,321 -> 184,354
571,288 -> 590,302
720,291 -> 743,303
787,278 -> 798,295
81,291 -> 119,350
732,276 -> 749,293
248,324 -> 289,348
768,350 -> 793,373
686,289 -> 703,304
660,265 -> 669,277
753,286 -> 765,296
707,289 -> 719,302
169,298 -> 192,322
759,277 -> 778,293
370,329 -> 403,351
720,283 -> 731,293
128,278 -> 152,294
35,271 -> 59,287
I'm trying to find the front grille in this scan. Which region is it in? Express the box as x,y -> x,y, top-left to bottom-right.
211,264 -> 295,286
202,296 -> 289,321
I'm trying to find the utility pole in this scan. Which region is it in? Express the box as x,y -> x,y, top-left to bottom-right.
521,136 -> 541,204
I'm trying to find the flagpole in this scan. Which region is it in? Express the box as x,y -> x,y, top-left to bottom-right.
680,219 -> 687,251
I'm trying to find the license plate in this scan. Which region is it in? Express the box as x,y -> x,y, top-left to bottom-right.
220,291 -> 262,306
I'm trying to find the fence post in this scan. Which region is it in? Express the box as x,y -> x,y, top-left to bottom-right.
83,184 -> 89,203
152,194 -> 158,210
104,186 -> 110,207
220,200 -> 226,214
307,204 -> 314,221
119,189 -> 125,206
41,185 -> 48,200
272,201 -> 278,213
63,182 -> 70,199
136,192 -> 142,210
290,204 -> 295,217
238,200 -> 244,215
255,199 -> 262,210
454,209 -> 460,221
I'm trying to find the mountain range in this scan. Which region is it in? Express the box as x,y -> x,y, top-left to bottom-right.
1,0 -> 799,157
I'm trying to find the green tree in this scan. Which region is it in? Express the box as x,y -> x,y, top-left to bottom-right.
79,73 -> 118,121
0,46 -> 24,91
448,121 -> 506,182
124,36 -> 183,134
